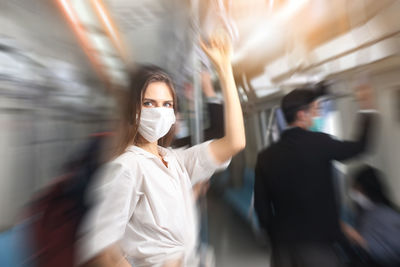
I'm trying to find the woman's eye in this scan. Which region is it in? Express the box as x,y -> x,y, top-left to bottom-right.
164,102 -> 173,108
143,101 -> 153,107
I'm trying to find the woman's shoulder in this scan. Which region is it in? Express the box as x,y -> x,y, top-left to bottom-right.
106,149 -> 143,172
92,152 -> 144,188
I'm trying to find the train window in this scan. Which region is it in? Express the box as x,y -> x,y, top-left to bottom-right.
270,98 -> 341,138
274,107 -> 287,133
318,99 -> 341,137
261,107 -> 282,146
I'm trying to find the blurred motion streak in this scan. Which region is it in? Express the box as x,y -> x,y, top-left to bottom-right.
56,0 -> 110,87
90,0 -> 129,63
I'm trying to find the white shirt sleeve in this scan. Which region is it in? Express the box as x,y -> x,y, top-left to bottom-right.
172,140 -> 231,185
77,161 -> 142,265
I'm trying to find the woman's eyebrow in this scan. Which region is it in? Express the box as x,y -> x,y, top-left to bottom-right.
143,98 -> 173,103
143,98 -> 173,101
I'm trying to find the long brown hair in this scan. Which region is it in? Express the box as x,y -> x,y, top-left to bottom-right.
114,65 -> 177,157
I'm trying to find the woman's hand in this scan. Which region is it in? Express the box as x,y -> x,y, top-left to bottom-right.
200,31 -> 232,75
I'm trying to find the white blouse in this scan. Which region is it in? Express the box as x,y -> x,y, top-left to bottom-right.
78,140 -> 229,267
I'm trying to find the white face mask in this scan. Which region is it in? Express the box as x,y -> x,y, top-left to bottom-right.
138,107 -> 176,143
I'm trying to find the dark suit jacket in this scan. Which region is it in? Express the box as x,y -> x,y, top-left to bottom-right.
254,112 -> 376,244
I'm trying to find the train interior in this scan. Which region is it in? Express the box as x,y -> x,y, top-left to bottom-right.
1,0 -> 400,266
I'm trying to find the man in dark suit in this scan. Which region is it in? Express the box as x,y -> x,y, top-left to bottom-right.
254,86 -> 376,267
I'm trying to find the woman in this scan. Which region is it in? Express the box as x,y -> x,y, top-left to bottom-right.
78,34 -> 245,267
342,165 -> 400,267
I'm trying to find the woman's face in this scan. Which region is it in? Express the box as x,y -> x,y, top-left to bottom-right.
142,82 -> 174,109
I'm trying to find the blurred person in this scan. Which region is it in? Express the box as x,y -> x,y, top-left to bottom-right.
173,69 -> 225,267
173,48 -> 224,148
25,132 -> 115,267
77,33 -> 245,267
174,70 -> 224,200
342,165 -> 400,267
173,71 -> 224,148
254,85 -> 377,267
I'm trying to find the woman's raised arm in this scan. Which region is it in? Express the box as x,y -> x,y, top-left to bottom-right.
200,33 -> 246,164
